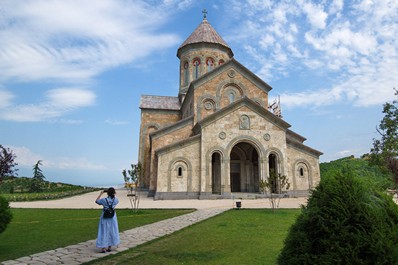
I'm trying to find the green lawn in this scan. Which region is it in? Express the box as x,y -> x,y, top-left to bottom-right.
0,208 -> 194,262
86,209 -> 300,265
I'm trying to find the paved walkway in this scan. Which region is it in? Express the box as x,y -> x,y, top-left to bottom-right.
3,191 -> 308,265
2,207 -> 228,265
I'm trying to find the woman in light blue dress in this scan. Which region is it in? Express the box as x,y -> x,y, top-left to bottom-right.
95,187 -> 120,253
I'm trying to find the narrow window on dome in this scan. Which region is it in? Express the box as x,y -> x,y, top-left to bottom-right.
219,59 -> 225,65
178,167 -> 183,177
183,62 -> 189,86
300,168 -> 304,177
206,58 -> 214,72
193,58 -> 200,80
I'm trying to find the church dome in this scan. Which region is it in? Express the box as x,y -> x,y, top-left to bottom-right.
177,12 -> 234,95
177,15 -> 233,58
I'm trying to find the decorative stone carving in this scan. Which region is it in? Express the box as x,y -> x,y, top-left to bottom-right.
263,133 -> 271,141
240,115 -> 250,130
219,132 -> 226,139
227,69 -> 236,78
204,101 -> 213,110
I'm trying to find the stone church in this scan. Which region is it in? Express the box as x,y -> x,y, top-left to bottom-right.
138,15 -> 322,200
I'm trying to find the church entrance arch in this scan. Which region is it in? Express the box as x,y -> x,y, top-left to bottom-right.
211,152 -> 222,194
229,142 -> 260,193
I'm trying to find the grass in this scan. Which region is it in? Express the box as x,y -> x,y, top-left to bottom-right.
86,209 -> 301,265
0,208 -> 194,262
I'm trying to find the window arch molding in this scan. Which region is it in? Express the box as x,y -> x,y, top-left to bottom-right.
196,94 -> 218,122
216,80 -> 247,109
225,136 -> 267,190
206,57 -> 215,72
167,157 -> 192,192
182,60 -> 189,86
292,159 -> 313,192
226,136 -> 266,161
205,146 -> 226,176
192,57 -> 201,80
264,147 -> 285,177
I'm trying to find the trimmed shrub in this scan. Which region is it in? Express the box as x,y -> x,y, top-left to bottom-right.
278,173 -> 398,265
0,196 -> 12,234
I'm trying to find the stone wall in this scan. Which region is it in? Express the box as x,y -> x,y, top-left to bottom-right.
155,137 -> 201,198
192,67 -> 269,124
139,109 -> 181,189
286,144 -> 321,196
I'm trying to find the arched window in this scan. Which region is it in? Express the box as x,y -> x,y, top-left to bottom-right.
269,154 -> 278,193
300,168 -> 304,177
183,61 -> 189,86
193,58 -> 201,80
206,58 -> 214,72
229,91 -> 235,103
218,59 -> 225,65
178,167 -> 182,177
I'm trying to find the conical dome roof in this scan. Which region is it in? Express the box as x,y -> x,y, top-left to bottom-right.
177,17 -> 233,58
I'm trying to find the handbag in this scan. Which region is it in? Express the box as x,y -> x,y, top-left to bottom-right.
103,198 -> 115,218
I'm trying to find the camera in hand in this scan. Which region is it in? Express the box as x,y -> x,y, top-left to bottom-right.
103,189 -> 108,192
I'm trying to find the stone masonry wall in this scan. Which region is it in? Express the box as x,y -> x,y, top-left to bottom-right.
149,121 -> 194,191
199,106 -> 288,193
193,67 -> 269,124
156,140 -> 201,193
139,109 -> 181,189
286,145 -> 321,194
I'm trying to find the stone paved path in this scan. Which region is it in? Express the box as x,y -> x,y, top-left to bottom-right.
1,208 -> 228,265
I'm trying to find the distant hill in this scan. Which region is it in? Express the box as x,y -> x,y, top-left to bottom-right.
0,176 -> 100,201
0,176 -> 95,193
320,156 -> 391,189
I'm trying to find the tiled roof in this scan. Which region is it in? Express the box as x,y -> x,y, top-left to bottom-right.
178,18 -> 230,50
140,95 -> 180,110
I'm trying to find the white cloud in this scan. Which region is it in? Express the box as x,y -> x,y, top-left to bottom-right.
0,0 -> 187,122
0,90 -> 14,108
49,157 -> 107,171
0,0 -> 181,83
105,119 -> 129,126
337,150 -> 355,157
46,88 -> 96,109
302,2 -> 328,29
224,0 -> 398,108
281,87 -> 343,109
10,146 -> 43,167
162,0 -> 194,10
0,87 -> 96,122
329,0 -> 344,14
9,145 -> 106,171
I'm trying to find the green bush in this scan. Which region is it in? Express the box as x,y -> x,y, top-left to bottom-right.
0,196 -> 12,234
278,173 -> 398,265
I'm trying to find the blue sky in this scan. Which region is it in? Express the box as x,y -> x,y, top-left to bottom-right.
1,0 -> 397,187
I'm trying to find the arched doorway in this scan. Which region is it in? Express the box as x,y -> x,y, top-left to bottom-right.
230,142 -> 260,193
212,153 -> 221,194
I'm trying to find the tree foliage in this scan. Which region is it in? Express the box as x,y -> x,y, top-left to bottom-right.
278,173 -> 398,264
259,172 -> 290,210
0,196 -> 12,234
0,145 -> 18,182
320,156 -> 391,189
123,162 -> 144,212
29,160 -> 46,192
370,89 -> 398,188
